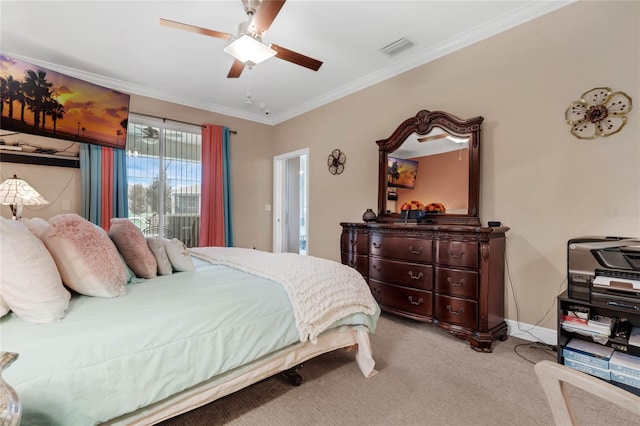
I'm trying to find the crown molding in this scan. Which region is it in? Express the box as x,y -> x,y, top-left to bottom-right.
271,0 -> 574,124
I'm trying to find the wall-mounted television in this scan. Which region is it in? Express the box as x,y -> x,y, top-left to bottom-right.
387,156 -> 418,189
0,54 -> 130,150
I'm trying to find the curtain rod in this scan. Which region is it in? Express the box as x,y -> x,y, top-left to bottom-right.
129,111 -> 237,134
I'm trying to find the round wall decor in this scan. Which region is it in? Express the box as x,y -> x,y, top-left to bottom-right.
565,87 -> 632,139
327,149 -> 346,175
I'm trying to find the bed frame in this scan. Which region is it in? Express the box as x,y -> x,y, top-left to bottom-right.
104,327 -> 375,425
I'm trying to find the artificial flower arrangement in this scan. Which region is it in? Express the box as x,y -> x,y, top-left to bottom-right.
400,201 -> 446,213
425,202 -> 446,213
400,200 -> 425,211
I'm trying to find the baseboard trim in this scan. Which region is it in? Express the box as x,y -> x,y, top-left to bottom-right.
507,319 -> 556,346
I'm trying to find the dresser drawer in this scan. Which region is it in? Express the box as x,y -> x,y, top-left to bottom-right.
434,295 -> 477,329
435,240 -> 478,269
435,267 -> 478,299
341,252 -> 368,278
369,257 -> 433,290
370,235 -> 432,263
341,231 -> 369,254
370,279 -> 433,317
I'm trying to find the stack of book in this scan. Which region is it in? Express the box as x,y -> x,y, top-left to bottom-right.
561,305 -> 614,338
563,338 -> 614,380
610,351 -> 640,390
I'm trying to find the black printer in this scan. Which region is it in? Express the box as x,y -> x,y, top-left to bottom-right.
567,236 -> 640,311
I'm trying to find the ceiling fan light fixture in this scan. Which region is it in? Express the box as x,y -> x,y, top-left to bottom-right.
224,34 -> 276,65
447,135 -> 469,144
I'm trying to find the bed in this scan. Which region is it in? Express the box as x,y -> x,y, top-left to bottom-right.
0,216 -> 380,425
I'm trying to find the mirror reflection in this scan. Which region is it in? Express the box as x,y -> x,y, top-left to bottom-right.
376,110 -> 482,226
385,129 -> 469,215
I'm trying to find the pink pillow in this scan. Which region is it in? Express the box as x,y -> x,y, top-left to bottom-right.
43,214 -> 127,297
109,218 -> 157,279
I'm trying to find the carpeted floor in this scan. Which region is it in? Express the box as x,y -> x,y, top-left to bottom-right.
160,313 -> 640,426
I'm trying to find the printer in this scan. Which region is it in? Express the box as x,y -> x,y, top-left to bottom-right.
568,236 -> 640,311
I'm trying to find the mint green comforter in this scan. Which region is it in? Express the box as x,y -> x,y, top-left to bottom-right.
0,259 -> 378,425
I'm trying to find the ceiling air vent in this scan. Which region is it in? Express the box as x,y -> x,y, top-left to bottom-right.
379,37 -> 414,56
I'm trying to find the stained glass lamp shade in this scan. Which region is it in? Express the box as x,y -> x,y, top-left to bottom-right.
0,175 -> 49,219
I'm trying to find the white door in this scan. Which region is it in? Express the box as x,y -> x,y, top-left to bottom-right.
273,149 -> 308,254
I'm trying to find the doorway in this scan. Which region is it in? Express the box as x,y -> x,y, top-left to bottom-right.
273,149 -> 308,254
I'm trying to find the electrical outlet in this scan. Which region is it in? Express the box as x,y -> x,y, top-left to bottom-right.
61,200 -> 71,211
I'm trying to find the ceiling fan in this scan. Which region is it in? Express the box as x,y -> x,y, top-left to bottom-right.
160,0 -> 323,78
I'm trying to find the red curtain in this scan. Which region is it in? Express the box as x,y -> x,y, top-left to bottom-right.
100,147 -> 114,231
199,124 -> 225,246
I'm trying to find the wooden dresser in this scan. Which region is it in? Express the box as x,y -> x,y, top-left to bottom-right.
340,222 -> 509,352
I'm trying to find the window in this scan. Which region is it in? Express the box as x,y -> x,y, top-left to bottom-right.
125,114 -> 202,247
174,193 -> 200,214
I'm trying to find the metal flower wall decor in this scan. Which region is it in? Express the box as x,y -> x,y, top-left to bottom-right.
565,87 -> 633,139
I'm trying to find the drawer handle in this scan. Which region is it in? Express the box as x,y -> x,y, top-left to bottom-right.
408,296 -> 423,306
409,246 -> 423,255
448,249 -> 465,259
372,241 -> 382,249
446,305 -> 464,315
447,277 -> 465,287
372,264 -> 381,271
372,288 -> 381,295
408,271 -> 423,280
349,261 -> 356,268
350,239 -> 357,247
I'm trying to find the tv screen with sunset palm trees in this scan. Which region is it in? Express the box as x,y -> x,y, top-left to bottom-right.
0,54 -> 130,150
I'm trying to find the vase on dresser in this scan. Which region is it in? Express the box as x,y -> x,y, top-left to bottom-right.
362,208 -> 377,222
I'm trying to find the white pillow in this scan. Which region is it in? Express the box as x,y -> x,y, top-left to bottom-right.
0,217 -> 71,323
19,217 -> 50,239
0,296 -> 9,318
43,214 -> 127,297
147,237 -> 173,275
162,238 -> 195,272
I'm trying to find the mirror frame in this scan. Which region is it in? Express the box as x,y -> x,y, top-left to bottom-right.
376,110 -> 483,226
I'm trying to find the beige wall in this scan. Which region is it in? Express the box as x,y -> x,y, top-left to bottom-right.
272,1 -> 640,329
2,1 -> 638,331
0,157 -> 81,220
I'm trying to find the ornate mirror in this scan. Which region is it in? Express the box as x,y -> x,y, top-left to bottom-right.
376,110 -> 483,226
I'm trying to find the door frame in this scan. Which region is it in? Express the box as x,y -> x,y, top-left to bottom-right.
273,148 -> 309,253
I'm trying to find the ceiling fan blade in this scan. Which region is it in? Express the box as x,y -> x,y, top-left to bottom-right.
160,18 -> 233,40
417,134 -> 449,143
270,44 -> 323,71
227,59 -> 246,78
251,0 -> 286,35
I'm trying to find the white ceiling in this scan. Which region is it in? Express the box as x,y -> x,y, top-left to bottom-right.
0,1 -> 571,125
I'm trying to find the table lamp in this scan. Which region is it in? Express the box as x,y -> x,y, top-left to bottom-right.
0,174 -> 49,219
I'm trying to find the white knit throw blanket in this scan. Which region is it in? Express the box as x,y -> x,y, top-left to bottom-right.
189,247 -> 378,344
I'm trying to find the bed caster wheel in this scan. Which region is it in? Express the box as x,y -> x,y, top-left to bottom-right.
281,365 -> 304,386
